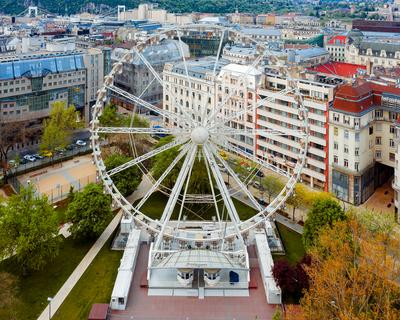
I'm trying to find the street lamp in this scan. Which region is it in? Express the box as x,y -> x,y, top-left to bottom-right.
47,297 -> 53,319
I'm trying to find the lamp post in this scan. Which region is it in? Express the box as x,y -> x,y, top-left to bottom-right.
47,297 -> 53,319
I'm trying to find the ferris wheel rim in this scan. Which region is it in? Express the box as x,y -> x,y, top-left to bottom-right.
90,23 -> 309,243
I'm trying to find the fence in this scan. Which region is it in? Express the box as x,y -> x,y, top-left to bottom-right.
38,173 -> 98,203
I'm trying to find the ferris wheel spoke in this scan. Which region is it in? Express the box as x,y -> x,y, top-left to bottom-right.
214,127 -> 306,139
135,143 -> 192,210
203,144 -> 245,247
206,54 -> 264,126
212,137 -> 291,179
133,47 -> 195,127
212,30 -> 226,78
107,137 -> 189,176
153,144 -> 198,254
210,86 -> 295,129
209,144 -> 262,211
95,126 -> 183,135
203,148 -> 222,230
105,84 -> 191,128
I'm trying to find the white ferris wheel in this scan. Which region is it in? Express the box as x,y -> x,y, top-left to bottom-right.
91,24 -> 308,285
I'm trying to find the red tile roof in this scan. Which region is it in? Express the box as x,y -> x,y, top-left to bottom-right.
327,35 -> 347,45
308,61 -> 366,78
333,80 -> 400,114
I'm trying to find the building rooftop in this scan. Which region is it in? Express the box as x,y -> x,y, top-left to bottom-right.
241,27 -> 281,37
327,35 -> 347,45
307,61 -> 366,78
0,53 -> 84,80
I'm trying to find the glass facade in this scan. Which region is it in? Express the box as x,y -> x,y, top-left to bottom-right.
0,55 -> 84,80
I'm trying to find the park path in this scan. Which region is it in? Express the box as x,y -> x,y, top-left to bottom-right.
37,210 -> 122,320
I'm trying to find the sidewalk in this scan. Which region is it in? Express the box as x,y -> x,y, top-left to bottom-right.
37,211 -> 122,320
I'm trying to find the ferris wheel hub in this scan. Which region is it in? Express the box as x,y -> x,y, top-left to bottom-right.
191,126 -> 209,145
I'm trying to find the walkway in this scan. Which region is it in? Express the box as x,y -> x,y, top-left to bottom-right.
37,211 -> 122,320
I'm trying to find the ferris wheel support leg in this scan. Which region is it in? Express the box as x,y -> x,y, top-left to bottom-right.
152,145 -> 198,258
203,144 -> 245,248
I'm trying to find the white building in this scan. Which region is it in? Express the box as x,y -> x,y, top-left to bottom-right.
329,81 -> 400,205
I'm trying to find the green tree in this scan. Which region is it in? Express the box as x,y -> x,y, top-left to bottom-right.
0,186 -> 60,274
303,198 -> 347,250
40,101 -> 82,154
99,103 -> 127,127
262,175 -> 284,203
105,153 -> 142,197
151,136 -> 181,189
66,183 -> 113,239
286,183 -> 311,220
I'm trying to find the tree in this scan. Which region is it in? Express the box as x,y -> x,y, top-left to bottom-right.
66,183 -> 113,239
293,216 -> 400,320
272,307 -> 283,320
286,184 -> 311,221
98,103 -> 127,127
0,122 -> 24,177
0,272 -> 21,320
105,153 -> 142,197
0,186 -> 60,274
40,101 -> 82,154
151,136 -> 182,189
262,175 -> 284,203
302,198 -> 346,250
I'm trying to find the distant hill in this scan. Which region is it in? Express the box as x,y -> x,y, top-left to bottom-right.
0,0 -> 295,16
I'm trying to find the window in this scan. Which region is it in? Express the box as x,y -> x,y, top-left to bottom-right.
390,153 -> 396,161
369,126 -> 373,135
334,127 -> 338,136
333,113 -> 340,122
334,155 -> 338,164
344,159 -> 348,167
376,150 -> 382,159
355,132 -> 360,142
344,145 -> 349,153
344,130 -> 349,139
390,139 -> 395,148
375,137 -> 382,145
390,126 -> 396,134
375,110 -> 383,118
355,162 -> 359,171
355,147 -> 359,156
334,142 -> 338,150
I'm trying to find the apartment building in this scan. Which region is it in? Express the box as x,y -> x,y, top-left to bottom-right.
329,81 -> 400,205
326,35 -> 347,62
0,48 -> 103,149
257,69 -> 342,190
162,57 -> 261,152
112,40 -> 188,109
345,30 -> 400,69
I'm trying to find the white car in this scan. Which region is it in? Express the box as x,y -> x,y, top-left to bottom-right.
23,155 -> 36,162
75,140 -> 87,146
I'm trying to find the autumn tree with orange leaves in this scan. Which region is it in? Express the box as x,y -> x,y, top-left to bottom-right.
286,210 -> 400,320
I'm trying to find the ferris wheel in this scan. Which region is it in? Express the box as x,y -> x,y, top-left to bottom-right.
91,24 -> 308,271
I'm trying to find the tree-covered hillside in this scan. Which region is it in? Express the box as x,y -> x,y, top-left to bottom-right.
0,0 -> 296,16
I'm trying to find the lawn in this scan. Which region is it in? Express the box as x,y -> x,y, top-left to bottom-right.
0,237 -> 93,320
53,238 -> 122,320
274,222 -> 306,265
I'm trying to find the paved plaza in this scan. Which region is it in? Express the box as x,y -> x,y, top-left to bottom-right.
361,181 -> 395,215
110,244 -> 278,320
18,155 -> 96,202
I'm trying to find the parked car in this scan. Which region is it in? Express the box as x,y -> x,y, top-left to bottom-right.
217,163 -> 227,173
255,170 -> 265,178
8,160 -> 17,168
23,155 -> 36,162
75,139 -> 87,146
41,150 -> 53,158
55,147 -> 66,154
33,154 -> 44,160
255,197 -> 266,206
252,181 -> 264,191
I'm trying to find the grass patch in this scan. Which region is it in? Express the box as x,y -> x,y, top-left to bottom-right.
0,237 -> 93,320
274,222 -> 306,265
53,238 -> 122,320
